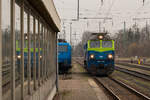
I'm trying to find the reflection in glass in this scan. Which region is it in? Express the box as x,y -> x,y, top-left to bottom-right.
2,0 -> 11,96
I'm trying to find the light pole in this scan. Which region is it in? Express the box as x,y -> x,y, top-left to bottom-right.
99,21 -> 101,32
70,22 -> 72,45
77,0 -> 79,20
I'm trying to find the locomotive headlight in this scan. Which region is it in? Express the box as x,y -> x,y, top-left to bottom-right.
108,54 -> 113,59
90,54 -> 95,59
40,56 -> 42,59
98,35 -> 103,39
17,55 -> 21,59
25,36 -> 28,40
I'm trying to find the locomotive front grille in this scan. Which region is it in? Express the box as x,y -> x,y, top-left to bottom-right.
98,64 -> 105,69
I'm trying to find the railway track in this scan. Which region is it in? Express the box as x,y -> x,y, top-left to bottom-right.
115,66 -> 150,81
74,58 -> 150,100
76,59 -> 150,81
94,77 -> 150,100
116,62 -> 150,71
2,63 -> 20,87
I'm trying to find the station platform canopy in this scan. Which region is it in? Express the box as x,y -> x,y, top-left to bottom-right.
27,0 -> 61,32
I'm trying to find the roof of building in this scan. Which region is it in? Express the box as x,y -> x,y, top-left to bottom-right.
28,0 -> 61,32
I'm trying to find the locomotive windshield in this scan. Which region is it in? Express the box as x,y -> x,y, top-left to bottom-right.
90,41 -> 100,48
58,45 -> 68,52
102,41 -> 112,48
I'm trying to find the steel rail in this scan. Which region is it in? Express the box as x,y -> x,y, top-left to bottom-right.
75,58 -> 150,81
116,60 -> 150,66
94,77 -> 121,100
115,66 -> 150,81
116,62 -> 150,71
75,59 -> 121,100
75,58 -> 150,100
109,77 -> 150,100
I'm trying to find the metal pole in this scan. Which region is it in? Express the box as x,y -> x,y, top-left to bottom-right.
123,21 -> 126,53
44,28 -> 46,80
46,29 -> 48,79
135,21 -> 137,33
124,21 -> 126,42
87,21 -> 89,29
10,0 -> 16,100
99,21 -> 101,32
146,20 -> 149,40
56,33 -> 59,92
103,27 -> 105,32
45,28 -> 48,79
38,18 -> 41,86
124,21 -> 126,33
41,25 -> 44,83
49,32 -> 51,77
27,9 -> 31,94
77,0 -> 79,20
42,26 -> 45,83
33,17 -> 36,90
70,22 -> 72,45
43,27 -> 46,80
20,1 -> 24,99
47,30 -> 50,78
0,0 -> 2,99
62,22 -> 66,39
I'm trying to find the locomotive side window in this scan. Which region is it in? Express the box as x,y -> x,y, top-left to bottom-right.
58,45 -> 68,52
90,41 -> 100,48
102,41 -> 112,48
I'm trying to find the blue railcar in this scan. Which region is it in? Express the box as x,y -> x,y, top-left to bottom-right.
84,33 -> 115,75
58,41 -> 72,73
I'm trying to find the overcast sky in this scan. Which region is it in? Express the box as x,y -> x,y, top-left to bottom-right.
53,0 -> 150,44
2,0 -> 150,45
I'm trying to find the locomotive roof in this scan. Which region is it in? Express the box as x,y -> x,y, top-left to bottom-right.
58,42 -> 71,47
89,32 -> 111,40
91,32 -> 107,36
58,39 -> 67,43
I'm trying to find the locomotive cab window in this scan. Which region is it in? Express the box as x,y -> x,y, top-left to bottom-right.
58,45 -> 68,52
90,41 -> 100,48
102,41 -> 112,48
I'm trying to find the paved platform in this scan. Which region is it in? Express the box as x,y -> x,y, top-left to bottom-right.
53,62 -> 109,100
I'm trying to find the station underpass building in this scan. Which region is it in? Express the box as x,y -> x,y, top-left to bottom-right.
0,0 -> 60,100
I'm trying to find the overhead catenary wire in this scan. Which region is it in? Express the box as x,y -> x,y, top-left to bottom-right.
105,0 -> 117,20
134,0 -> 150,18
56,0 -> 150,41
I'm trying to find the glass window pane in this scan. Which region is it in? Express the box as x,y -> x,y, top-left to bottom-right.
102,41 -> 112,48
90,41 -> 100,48
58,45 -> 68,52
2,0 -> 11,96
